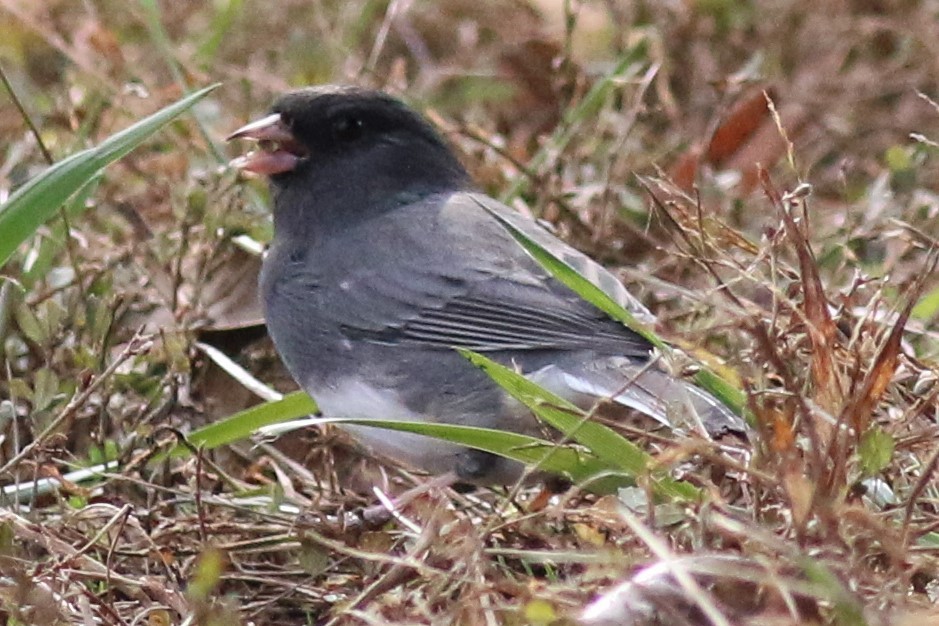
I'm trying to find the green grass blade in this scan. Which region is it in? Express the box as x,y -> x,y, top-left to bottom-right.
690,367 -> 746,419
317,417 -> 625,490
500,42 -> 649,203
196,0 -> 245,62
912,282 -> 939,320
458,349 -> 698,501
0,83 -> 219,268
483,203 -> 661,346
483,202 -> 746,416
20,174 -> 101,286
137,1 -> 226,163
458,348 -> 648,474
166,390 -> 318,457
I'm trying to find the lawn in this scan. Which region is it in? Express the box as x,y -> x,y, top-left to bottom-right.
1,1 -> 938,624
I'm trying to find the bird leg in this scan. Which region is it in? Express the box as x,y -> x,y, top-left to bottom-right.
357,471 -> 460,528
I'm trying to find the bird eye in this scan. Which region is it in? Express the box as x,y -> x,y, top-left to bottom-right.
333,115 -> 364,142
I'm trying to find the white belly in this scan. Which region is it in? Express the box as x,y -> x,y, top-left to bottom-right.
312,378 -> 465,475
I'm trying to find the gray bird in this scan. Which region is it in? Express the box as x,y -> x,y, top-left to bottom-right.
229,85 -> 744,485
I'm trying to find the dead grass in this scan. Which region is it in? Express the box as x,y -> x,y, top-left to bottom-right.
1,1 -> 939,624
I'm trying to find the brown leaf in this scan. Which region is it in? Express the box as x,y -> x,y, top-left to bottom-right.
497,38 -> 563,154
668,144 -> 702,192
38,465 -> 91,498
706,88 -> 776,165
671,91 -> 809,195
723,103 -> 810,194
201,248 -> 265,331
768,406 -> 796,455
782,470 -> 814,530
527,485 -> 553,512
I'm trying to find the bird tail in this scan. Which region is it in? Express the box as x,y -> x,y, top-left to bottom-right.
532,361 -> 747,439
619,367 -> 746,438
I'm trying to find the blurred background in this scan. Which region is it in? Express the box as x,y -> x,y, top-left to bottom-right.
2,1 -> 939,624
3,0 -> 937,434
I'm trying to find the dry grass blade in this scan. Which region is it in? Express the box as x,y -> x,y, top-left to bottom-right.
842,252 -> 938,436
760,170 -> 844,418
3,2 -> 939,624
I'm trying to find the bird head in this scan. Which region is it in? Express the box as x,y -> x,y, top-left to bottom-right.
228,86 -> 470,197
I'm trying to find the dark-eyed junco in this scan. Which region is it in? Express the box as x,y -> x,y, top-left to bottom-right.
228,85 -> 744,485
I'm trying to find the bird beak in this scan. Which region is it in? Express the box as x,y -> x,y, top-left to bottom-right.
227,113 -> 307,175
226,113 -> 292,142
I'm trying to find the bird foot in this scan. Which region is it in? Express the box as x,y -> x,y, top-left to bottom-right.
355,471 -> 460,529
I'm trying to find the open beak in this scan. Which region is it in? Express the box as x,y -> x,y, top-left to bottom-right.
227,113 -> 308,175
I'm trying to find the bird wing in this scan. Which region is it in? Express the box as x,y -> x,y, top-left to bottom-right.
266,191 -> 746,437
277,191 -> 652,358
368,275 -> 647,353
466,193 -> 656,325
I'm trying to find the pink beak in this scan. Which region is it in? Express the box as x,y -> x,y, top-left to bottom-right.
227,113 -> 306,175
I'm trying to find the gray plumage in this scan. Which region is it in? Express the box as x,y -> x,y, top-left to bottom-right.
231,85 -> 745,484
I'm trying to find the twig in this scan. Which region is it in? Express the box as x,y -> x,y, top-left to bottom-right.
0,61 -> 53,164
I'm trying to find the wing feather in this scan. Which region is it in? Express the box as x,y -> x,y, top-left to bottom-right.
284,191 -> 652,358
